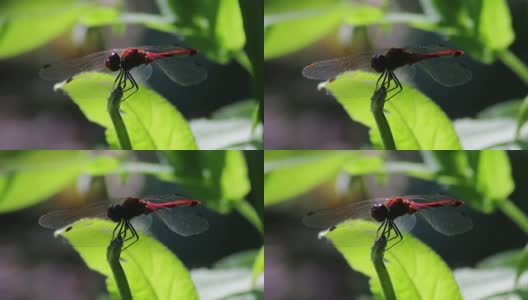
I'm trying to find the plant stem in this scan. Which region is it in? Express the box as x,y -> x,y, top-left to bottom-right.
371,235 -> 396,300
371,86 -> 396,149
498,50 -> 528,86
107,237 -> 132,300
499,199 -> 528,234
107,87 -> 132,150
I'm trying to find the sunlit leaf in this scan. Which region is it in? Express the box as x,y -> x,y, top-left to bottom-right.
264,151 -> 355,205
323,220 -> 463,299
323,71 -> 462,149
56,73 -> 198,150
0,151 -> 89,213
57,219 -> 199,300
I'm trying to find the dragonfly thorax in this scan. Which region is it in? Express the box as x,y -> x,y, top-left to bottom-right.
107,198 -> 146,222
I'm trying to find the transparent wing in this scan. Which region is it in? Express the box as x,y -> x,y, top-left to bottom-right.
417,206 -> 473,236
153,204 -> 209,236
302,53 -> 374,81
416,55 -> 472,87
153,57 -> 207,86
38,201 -> 110,230
39,50 -> 117,81
302,198 -> 387,229
394,214 -> 417,232
130,63 -> 153,83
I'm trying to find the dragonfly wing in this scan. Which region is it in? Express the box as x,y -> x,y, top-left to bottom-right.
302,199 -> 385,229
130,213 -> 153,232
152,57 -> 207,86
394,214 -> 416,233
39,50 -> 116,81
38,201 -> 110,230
417,206 -> 473,236
130,63 -> 153,83
153,205 -> 209,236
416,56 -> 472,87
302,54 -> 373,81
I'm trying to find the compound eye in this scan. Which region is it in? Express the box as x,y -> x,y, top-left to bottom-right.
371,204 -> 388,222
105,53 -> 121,71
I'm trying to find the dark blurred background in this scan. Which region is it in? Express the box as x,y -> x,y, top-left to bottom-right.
0,1 -> 253,149
264,0 -> 528,149
0,151 -> 262,299
264,151 -> 528,299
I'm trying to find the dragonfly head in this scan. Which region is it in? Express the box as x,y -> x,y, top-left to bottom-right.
371,203 -> 389,222
105,53 -> 121,71
371,54 -> 387,73
107,203 -> 123,222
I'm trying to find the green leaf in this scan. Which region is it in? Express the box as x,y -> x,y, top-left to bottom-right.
0,151 -> 89,213
264,7 -> 343,59
516,96 -> 528,138
252,247 -> 264,286
214,249 -> 259,269
431,151 -> 514,213
323,71 -> 462,149
453,118 -> 524,149
57,219 -> 199,300
477,99 -> 524,119
429,0 -> 514,63
0,0 -> 83,58
470,151 -> 514,206
189,99 -> 261,150
162,150 -> 250,213
475,0 -> 514,52
215,0 -> 246,52
165,1 -> 246,64
235,200 -> 263,233
324,220 -> 463,299
56,73 -> 198,150
516,247 -> 528,286
82,155 -> 122,175
264,1 -> 385,59
264,151 -> 355,206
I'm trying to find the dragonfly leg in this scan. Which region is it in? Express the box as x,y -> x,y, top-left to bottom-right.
384,71 -> 403,102
385,219 -> 404,251
113,219 -> 125,239
119,71 -> 139,103
376,71 -> 386,89
121,220 -> 140,251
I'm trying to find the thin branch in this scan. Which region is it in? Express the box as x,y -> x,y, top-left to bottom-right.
107,87 -> 132,150
107,237 -> 132,300
371,235 -> 396,300
371,86 -> 396,149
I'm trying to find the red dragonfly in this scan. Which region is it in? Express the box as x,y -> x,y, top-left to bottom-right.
39,194 -> 209,249
40,46 -> 207,101
303,46 -> 472,101
303,195 -> 473,248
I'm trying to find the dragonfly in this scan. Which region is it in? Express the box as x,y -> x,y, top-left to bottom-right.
302,46 -> 472,101
39,194 -> 210,249
39,46 -> 208,102
303,195 -> 473,248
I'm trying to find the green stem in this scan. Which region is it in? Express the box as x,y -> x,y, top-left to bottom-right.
371,235 -> 396,300
499,199 -> 528,234
107,87 -> 132,150
498,50 -> 528,86
107,237 -> 132,300
371,86 -> 396,149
